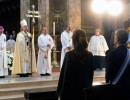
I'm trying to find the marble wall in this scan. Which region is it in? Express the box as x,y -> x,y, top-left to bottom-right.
38,0 -> 50,32
81,0 -> 96,35
20,0 -> 30,31
123,2 -> 130,22
123,2 -> 130,29
67,0 -> 81,32
38,0 -> 81,33
50,0 -> 67,35
20,0 -> 30,20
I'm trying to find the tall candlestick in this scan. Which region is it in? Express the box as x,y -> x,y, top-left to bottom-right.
52,22 -> 58,68
53,22 -> 55,36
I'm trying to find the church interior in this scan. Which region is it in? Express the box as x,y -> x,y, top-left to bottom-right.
0,0 -> 130,100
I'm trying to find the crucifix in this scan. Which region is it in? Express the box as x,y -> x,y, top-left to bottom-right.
54,13 -> 61,22
26,5 -> 41,75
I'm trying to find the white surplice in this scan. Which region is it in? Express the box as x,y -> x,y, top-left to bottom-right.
6,39 -> 15,53
88,35 -> 109,56
37,34 -> 54,75
0,33 -> 8,76
60,31 -> 73,68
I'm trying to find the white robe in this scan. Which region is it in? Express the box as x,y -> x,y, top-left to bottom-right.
37,34 -> 54,75
88,35 -> 109,56
0,33 -> 8,76
6,39 -> 15,53
60,31 -> 73,68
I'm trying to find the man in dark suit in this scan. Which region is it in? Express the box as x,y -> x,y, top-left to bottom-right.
106,29 -> 130,96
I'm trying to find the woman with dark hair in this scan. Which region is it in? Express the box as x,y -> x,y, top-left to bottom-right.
57,29 -> 94,100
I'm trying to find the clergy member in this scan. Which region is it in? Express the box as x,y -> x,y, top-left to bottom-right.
60,24 -> 73,68
12,19 -> 37,77
0,26 -> 8,78
88,28 -> 109,70
37,27 -> 54,76
6,35 -> 15,53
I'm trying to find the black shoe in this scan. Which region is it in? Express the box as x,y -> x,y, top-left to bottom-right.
19,74 -> 29,77
26,73 -> 32,76
45,73 -> 51,76
40,74 -> 45,76
0,76 -> 5,78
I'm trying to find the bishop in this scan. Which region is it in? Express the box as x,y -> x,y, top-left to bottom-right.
12,19 -> 37,77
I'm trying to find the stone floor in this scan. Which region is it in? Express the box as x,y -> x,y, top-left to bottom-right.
0,68 -> 105,85
94,68 -> 105,76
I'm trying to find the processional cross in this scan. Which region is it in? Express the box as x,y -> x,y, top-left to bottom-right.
26,5 -> 41,75
26,5 -> 41,29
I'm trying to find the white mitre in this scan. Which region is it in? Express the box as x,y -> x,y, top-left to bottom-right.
20,19 -> 27,27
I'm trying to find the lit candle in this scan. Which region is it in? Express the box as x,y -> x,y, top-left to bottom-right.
53,22 -> 55,36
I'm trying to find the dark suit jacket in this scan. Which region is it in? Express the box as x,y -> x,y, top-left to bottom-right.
56,50 -> 93,100
106,45 -> 130,92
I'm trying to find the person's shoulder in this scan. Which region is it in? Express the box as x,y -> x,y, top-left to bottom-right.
90,35 -> 95,39
89,36 -> 95,42
17,32 -> 21,34
87,51 -> 93,56
13,39 -> 15,42
2,33 -> 6,37
17,32 -> 23,36
39,34 -> 42,37
108,45 -> 127,60
108,48 -> 117,57
70,31 -> 73,34
84,51 -> 93,59
100,35 -> 104,37
66,50 -> 93,57
99,35 -> 105,38
116,45 -> 127,52
65,50 -> 74,58
66,50 -> 73,55
47,34 -> 52,38
61,31 -> 66,35
38,34 -> 42,38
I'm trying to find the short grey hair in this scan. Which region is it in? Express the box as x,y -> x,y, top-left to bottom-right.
115,29 -> 128,44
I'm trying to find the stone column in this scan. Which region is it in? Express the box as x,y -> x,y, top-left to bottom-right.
67,0 -> 81,32
38,0 -> 50,32
123,2 -> 130,22
20,0 -> 30,31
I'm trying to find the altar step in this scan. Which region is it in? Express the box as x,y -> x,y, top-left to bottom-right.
0,94 -> 23,100
0,76 -> 58,100
0,86 -> 57,100
0,85 -> 57,96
